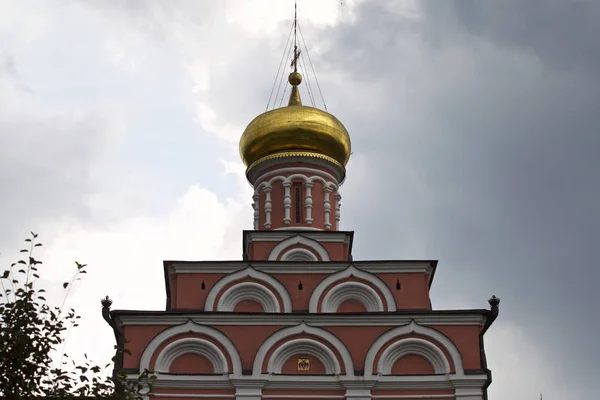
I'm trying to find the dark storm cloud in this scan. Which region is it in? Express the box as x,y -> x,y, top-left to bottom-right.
310,1 -> 599,397
13,1 -> 596,397
447,0 -> 600,73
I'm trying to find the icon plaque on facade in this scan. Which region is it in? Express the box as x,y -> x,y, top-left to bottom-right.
297,358 -> 310,371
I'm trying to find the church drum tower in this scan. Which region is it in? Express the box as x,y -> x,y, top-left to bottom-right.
103,25 -> 500,400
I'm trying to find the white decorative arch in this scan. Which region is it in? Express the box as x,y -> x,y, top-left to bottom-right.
252,322 -> 354,377
364,321 -> 464,378
378,338 -> 449,375
254,167 -> 338,187
321,281 -> 384,312
155,338 -> 228,374
268,235 -> 330,261
218,282 -> 279,313
268,338 -> 340,374
254,170 -> 339,194
309,265 -> 396,313
139,320 -> 242,376
280,247 -> 319,261
204,266 -> 292,313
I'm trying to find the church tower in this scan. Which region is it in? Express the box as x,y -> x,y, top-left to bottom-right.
103,12 -> 500,400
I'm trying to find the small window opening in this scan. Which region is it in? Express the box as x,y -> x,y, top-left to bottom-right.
294,184 -> 302,223
201,281 -> 206,290
396,280 -> 401,290
298,281 -> 303,290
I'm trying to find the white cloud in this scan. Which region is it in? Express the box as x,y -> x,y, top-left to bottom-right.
34,181 -> 251,369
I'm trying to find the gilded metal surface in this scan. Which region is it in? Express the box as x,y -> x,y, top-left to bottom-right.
288,84 -> 302,106
289,72 -> 302,85
247,151 -> 343,171
239,105 -> 352,167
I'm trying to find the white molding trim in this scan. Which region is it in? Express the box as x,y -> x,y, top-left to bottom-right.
371,396 -> 455,399
247,157 -> 346,185
255,174 -> 337,198
150,395 -> 235,399
155,338 -> 228,374
170,261 -> 432,275
218,282 -> 280,313
268,338 -> 340,374
245,231 -> 351,243
128,374 -> 489,391
252,322 -> 355,377
254,167 -> 338,188
321,282 -> 384,313
204,266 -> 292,313
272,226 -> 323,231
117,313 -> 487,327
364,321 -> 464,378
139,320 -> 242,376
377,338 -> 450,375
280,248 -> 319,262
309,265 -> 397,313
268,235 -> 330,262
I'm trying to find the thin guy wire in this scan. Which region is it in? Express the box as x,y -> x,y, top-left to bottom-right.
300,52 -> 316,107
268,21 -> 294,111
278,39 -> 295,107
274,35 -> 295,110
279,71 -> 289,107
298,22 -> 327,111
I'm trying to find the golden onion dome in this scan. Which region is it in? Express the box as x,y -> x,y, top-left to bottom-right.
240,72 -> 351,169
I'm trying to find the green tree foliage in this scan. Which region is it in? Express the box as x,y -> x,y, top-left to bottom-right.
0,232 -> 153,399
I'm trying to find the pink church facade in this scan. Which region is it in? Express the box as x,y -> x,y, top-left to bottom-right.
104,153 -> 499,400
103,39 -> 499,398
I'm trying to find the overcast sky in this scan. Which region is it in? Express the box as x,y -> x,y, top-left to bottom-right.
1,1 -> 598,399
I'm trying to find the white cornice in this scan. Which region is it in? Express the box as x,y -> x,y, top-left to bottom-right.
245,230 -> 351,243
168,261 -> 434,276
115,312 -> 486,327
130,374 -> 488,391
272,227 -> 323,231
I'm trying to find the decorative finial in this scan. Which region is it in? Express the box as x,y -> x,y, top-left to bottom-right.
488,295 -> 500,308
101,295 -> 113,309
288,72 -> 302,106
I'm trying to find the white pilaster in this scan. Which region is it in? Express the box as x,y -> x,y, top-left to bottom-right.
324,186 -> 333,230
283,182 -> 291,225
454,387 -> 484,399
252,193 -> 260,230
334,192 -> 342,230
452,378 -> 486,400
305,182 -> 313,225
345,388 -> 372,400
263,186 -> 272,229
235,387 -> 261,400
